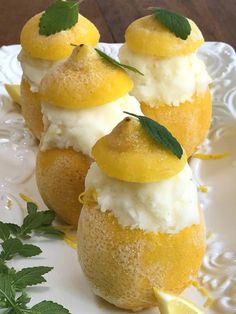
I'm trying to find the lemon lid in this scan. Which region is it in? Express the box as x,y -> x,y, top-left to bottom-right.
154,289 -> 206,314
125,15 -> 204,58
20,13 -> 100,61
92,117 -> 187,183
40,45 -> 133,109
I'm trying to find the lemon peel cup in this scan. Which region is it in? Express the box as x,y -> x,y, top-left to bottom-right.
141,89 -> 212,157
36,148 -> 92,227
20,79 -> 43,140
78,198 -> 205,311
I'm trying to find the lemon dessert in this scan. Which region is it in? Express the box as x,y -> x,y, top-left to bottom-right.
119,8 -> 212,157
78,116 -> 206,311
36,45 -> 142,227
18,0 -> 100,139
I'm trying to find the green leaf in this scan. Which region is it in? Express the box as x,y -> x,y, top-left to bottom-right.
0,238 -> 23,261
27,202 -> 38,215
0,222 -> 11,241
20,209 -> 56,237
0,261 -> 9,274
31,301 -> 70,314
18,244 -> 42,258
151,7 -> 191,40
5,224 -> 21,236
124,112 -> 183,159
0,201 -> 69,313
0,273 -> 15,309
95,48 -> 144,76
16,292 -> 31,308
35,227 -> 64,238
37,211 -> 56,227
39,0 -> 79,37
13,267 -> 53,290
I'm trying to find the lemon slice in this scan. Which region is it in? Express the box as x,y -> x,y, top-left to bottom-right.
4,84 -> 21,105
154,289 -> 206,314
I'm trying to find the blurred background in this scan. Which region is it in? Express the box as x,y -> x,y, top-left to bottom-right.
0,0 -> 235,48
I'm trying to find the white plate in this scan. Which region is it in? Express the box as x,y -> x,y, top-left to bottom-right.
0,42 -> 235,314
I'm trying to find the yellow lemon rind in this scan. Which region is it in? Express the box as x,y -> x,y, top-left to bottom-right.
4,84 -> 21,105
20,13 -> 100,60
92,118 -> 187,183
40,46 -> 134,109
153,289 -> 206,314
125,15 -> 204,58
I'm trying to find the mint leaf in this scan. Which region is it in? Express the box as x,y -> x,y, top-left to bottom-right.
0,240 -> 41,260
20,208 -> 56,238
124,112 -> 183,159
5,223 -> 21,236
0,238 -> 23,261
39,0 -> 79,37
0,273 -> 15,308
0,261 -> 10,274
151,7 -> 191,40
0,222 -> 11,241
13,267 -> 53,290
27,202 -> 38,215
18,244 -> 42,258
35,227 -> 64,238
95,48 -> 144,76
16,291 -> 31,307
0,201 -> 68,313
36,211 -> 56,227
31,301 -> 70,313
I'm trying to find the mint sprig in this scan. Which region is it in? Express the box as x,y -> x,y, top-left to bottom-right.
95,48 -> 144,76
12,266 -> 53,291
124,112 -> 183,159
39,0 -> 80,37
0,202 -> 70,314
150,7 -> 191,40
0,238 -> 42,261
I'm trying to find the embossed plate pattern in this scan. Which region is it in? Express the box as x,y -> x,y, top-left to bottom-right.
0,42 -> 235,314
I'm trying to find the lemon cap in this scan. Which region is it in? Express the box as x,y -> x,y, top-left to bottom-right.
92,117 -> 187,183
40,45 -> 134,109
20,13 -> 100,61
125,15 -> 204,58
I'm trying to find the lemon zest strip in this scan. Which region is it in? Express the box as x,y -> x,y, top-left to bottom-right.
198,185 -> 208,193
78,191 -> 86,205
19,193 -> 33,203
64,232 -> 77,250
192,280 -> 213,308
193,152 -> 231,160
7,199 -> 12,209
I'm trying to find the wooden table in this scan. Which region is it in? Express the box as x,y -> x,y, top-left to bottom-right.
0,0 -> 235,48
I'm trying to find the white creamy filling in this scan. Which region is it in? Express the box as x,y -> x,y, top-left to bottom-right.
119,44 -> 212,107
18,50 -> 60,93
85,163 -> 199,233
41,94 -> 142,157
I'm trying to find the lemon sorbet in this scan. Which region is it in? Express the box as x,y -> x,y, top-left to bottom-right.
119,9 -> 212,157
78,117 -> 206,311
36,45 -> 142,227
19,1 -> 100,139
